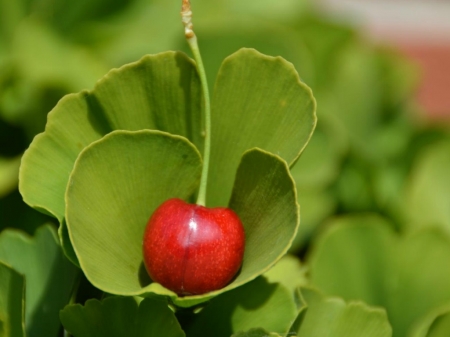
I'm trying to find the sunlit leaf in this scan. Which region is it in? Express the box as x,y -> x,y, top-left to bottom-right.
207,48 -> 316,207
20,51 -> 202,224
67,140 -> 298,307
65,130 -> 202,300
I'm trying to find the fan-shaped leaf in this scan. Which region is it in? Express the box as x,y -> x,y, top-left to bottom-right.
66,140 -> 297,307
207,48 -> 316,207
175,148 -> 298,306
20,51 -> 202,224
65,130 -> 202,298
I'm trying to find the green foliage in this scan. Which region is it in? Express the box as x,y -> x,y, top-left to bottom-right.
0,262 -> 25,337
263,255 -> 307,296
184,277 -> 297,337
0,12 -> 108,139
426,315 -> 450,337
207,48 -> 316,207
66,130 -> 202,298
60,297 -> 185,337
309,215 -> 450,337
405,139 -> 450,232
289,119 -> 343,249
0,225 -> 78,337
19,51 -> 202,225
226,149 -> 298,298
19,46 -> 310,308
231,328 -> 281,337
1,0 -> 450,335
411,306 -> 450,337
0,156 -> 20,198
293,288 -> 392,337
66,140 -> 299,307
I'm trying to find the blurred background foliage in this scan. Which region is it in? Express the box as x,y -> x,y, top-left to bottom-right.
1,0 -> 450,335
1,0 -> 449,237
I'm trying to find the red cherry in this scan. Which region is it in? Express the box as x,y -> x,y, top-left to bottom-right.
142,198 -> 245,296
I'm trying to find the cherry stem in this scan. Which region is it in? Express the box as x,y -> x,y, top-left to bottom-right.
182,0 -> 211,207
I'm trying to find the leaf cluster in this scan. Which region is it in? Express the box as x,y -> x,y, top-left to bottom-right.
0,0 -> 450,336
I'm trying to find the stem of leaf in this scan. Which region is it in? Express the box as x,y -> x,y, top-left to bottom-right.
182,0 -> 211,206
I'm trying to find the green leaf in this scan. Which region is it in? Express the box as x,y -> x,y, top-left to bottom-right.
426,314 -> 450,337
308,215 -> 450,337
220,149 -> 298,302
185,277 -> 297,337
231,328 -> 281,337
290,118 -> 345,191
20,47 -> 307,306
207,48 -> 316,207
0,262 -> 25,337
289,188 -> 336,252
12,19 -> 107,95
65,130 -> 202,298
292,14 -> 355,92
19,51 -> 202,223
0,225 -> 78,337
0,0 -> 25,45
315,43 -> 383,160
335,158 -> 374,212
60,297 -> 185,337
309,215 -> 395,305
410,305 -> 450,337
264,255 -> 307,296
224,0 -> 309,23
405,139 -> 450,233
184,25 -> 315,92
375,48 -> 419,108
393,229 -> 450,337
59,219 -> 79,266
43,0 -> 135,32
293,288 -> 392,337
288,110 -> 344,252
89,1 -> 182,65
1,18 -> 108,139
0,155 -> 20,198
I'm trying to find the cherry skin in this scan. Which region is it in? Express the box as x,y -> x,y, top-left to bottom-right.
142,198 -> 245,296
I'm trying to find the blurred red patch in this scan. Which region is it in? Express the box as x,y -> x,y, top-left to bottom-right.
399,43 -> 450,119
